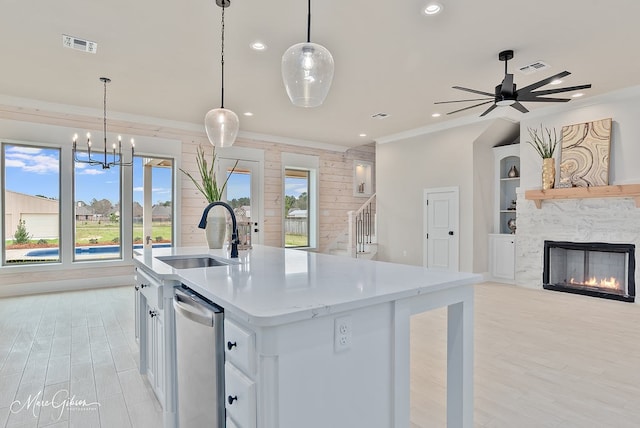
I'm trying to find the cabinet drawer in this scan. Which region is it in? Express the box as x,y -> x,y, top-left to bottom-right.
225,362 -> 256,428
136,268 -> 163,309
224,319 -> 255,375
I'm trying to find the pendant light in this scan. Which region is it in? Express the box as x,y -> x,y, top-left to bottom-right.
281,0 -> 334,108
204,0 -> 239,148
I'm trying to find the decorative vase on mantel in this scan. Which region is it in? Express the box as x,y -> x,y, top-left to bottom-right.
205,206 -> 227,249
542,158 -> 556,190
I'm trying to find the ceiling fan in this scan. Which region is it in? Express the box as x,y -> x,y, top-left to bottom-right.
435,50 -> 592,117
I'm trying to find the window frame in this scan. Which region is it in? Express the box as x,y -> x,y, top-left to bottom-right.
0,130 -> 181,274
72,148 -> 124,262
1,141 -> 62,266
281,153 -> 318,249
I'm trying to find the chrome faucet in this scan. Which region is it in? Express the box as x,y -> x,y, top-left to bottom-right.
198,201 -> 239,258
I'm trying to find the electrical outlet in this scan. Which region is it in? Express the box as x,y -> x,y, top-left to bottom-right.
334,316 -> 352,352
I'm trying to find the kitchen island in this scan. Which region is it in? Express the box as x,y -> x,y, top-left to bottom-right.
133,245 -> 480,428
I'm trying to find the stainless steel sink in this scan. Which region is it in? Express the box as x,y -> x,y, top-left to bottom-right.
157,255 -> 229,269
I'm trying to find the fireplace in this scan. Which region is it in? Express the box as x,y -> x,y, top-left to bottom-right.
543,241 -> 635,302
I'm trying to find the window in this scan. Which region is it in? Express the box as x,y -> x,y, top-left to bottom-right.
2,143 -> 61,265
73,152 -> 122,260
282,153 -> 318,249
284,169 -> 310,247
132,156 -> 174,248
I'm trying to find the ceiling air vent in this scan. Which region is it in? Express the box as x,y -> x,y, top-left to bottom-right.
518,60 -> 549,75
371,112 -> 390,119
62,35 -> 98,54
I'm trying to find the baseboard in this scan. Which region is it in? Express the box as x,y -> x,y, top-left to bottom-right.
0,275 -> 134,298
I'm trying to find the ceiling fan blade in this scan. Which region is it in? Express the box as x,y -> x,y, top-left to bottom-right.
446,100 -> 494,115
517,96 -> 571,103
452,86 -> 495,97
510,102 -> 529,114
501,74 -> 514,96
434,98 -> 494,104
524,84 -> 592,97
518,71 -> 571,94
479,104 -> 498,117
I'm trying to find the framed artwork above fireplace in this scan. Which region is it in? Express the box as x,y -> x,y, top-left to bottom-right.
559,118 -> 612,187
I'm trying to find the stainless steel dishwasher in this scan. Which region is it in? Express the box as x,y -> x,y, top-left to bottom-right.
173,286 -> 225,428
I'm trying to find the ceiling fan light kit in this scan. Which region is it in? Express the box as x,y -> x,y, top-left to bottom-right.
204,0 -> 239,148
435,49 -> 592,117
281,0 -> 334,108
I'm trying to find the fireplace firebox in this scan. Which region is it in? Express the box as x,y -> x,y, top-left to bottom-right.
543,241 -> 635,302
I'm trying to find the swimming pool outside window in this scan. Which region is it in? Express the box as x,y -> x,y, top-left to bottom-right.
73,151 -> 122,261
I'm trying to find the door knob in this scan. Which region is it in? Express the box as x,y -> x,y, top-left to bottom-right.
448,231 -> 454,236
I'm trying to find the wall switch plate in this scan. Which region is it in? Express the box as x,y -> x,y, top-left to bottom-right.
334,316 -> 352,352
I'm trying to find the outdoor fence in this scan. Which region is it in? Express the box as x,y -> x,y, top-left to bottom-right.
285,218 -> 308,236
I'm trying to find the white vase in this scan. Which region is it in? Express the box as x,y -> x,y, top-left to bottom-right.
205,206 -> 227,249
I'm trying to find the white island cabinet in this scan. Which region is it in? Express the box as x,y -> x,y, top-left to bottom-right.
133,245 -> 480,428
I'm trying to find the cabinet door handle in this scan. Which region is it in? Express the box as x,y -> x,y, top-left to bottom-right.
227,395 -> 238,405
448,231 -> 454,236
149,310 -> 158,318
134,285 -> 139,291
140,283 -> 148,288
227,341 -> 237,350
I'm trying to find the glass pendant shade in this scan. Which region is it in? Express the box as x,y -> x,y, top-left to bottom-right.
204,107 -> 239,148
281,42 -> 334,108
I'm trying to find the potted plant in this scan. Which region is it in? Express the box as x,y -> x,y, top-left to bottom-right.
180,145 -> 237,248
527,125 -> 560,190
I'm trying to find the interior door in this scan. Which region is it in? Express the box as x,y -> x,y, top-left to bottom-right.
219,159 -> 263,245
423,187 -> 459,271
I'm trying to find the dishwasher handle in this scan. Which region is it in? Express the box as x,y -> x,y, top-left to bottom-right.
173,292 -> 220,326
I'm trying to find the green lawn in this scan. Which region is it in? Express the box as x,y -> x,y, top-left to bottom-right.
285,234 -> 309,247
7,221 -> 172,247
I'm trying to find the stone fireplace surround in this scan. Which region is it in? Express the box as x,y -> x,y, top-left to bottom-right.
515,187 -> 640,304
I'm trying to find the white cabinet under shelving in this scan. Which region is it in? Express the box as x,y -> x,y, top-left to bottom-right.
489,234 -> 515,282
490,144 -> 519,282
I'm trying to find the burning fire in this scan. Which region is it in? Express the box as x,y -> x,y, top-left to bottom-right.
569,277 -> 621,290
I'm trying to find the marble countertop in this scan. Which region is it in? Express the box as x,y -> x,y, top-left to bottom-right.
133,245 -> 481,326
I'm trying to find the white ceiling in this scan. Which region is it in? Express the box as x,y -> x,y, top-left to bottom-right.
1,0 -> 639,149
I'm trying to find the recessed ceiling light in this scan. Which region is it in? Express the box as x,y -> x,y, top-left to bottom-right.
243,112 -> 254,116
431,113 -> 441,118
250,41 -> 267,51
550,79 -> 563,85
572,93 -> 584,98
423,2 -> 443,15
359,133 -> 367,137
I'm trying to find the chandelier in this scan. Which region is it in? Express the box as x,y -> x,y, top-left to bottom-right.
73,77 -> 134,169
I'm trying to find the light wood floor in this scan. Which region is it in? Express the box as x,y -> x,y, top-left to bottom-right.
410,282 -> 640,428
1,282 -> 639,427
0,287 -> 162,428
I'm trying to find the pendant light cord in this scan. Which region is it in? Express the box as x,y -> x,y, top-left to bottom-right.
306,0 -> 311,43
220,5 -> 226,108
103,79 -> 108,147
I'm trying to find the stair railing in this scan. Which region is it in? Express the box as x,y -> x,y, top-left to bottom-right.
347,193 -> 376,258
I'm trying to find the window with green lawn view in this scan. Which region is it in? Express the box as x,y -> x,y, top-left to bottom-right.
284,169 -> 310,248
2,143 -> 61,265
74,151 -> 122,260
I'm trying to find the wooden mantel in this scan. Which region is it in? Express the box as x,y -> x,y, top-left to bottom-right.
525,184 -> 640,209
